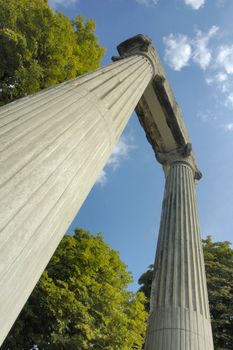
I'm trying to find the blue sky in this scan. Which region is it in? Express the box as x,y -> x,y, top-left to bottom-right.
49,0 -> 233,290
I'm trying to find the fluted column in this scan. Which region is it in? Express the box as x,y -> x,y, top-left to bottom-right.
0,36 -> 156,344
145,158 -> 214,350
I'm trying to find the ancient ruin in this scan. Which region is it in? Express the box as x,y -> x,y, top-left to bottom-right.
0,35 -> 214,349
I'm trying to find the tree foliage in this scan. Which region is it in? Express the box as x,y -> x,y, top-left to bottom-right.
137,264 -> 153,313
138,236 -> 233,350
0,0 -> 105,106
203,237 -> 233,349
2,229 -> 147,350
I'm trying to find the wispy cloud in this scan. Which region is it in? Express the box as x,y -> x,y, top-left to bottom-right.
197,110 -> 217,122
192,26 -> 219,69
216,72 -> 228,82
96,170 -> 107,186
216,45 -> 233,74
107,137 -> 133,170
136,0 -> 159,6
163,25 -> 233,119
163,26 -> 218,71
96,135 -> 135,187
184,0 -> 205,10
225,92 -> 233,109
224,122 -> 233,131
205,45 -> 233,109
163,34 -> 192,71
206,71 -> 229,93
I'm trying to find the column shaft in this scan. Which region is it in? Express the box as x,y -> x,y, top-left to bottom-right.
145,162 -> 214,350
0,55 -> 153,344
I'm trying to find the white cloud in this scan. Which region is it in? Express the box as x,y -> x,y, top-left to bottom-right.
216,72 -> 228,82
107,137 -> 132,170
197,111 -> 210,122
163,26 -> 218,71
225,92 -> 233,109
96,170 -> 107,187
206,72 -> 229,93
163,26 -> 233,115
95,136 -> 135,187
197,109 -> 218,122
217,45 -> 233,74
224,122 -> 233,131
184,0 -> 205,10
163,34 -> 192,71
205,76 -> 213,85
163,26 -> 233,114
192,26 -> 219,69
205,45 -> 233,107
136,0 -> 159,6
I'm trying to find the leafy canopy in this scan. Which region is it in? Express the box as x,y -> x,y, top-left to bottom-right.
0,0 -> 105,105
2,229 -> 147,350
203,237 -> 233,350
138,236 -> 233,350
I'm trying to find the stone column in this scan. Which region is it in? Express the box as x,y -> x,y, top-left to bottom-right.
145,153 -> 214,350
0,36 -> 156,345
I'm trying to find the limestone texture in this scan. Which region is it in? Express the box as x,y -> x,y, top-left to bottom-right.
0,34 -> 214,349
145,161 -> 214,350
0,53 -> 153,344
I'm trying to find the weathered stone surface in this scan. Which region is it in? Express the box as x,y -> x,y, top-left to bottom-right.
118,35 -> 189,151
0,34 -> 214,349
0,45 -> 154,344
144,160 -> 214,350
119,35 -> 214,350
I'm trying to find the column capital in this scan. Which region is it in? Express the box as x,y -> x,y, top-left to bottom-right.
0,48 -> 154,345
112,34 -> 159,77
156,143 -> 202,180
145,156 -> 213,350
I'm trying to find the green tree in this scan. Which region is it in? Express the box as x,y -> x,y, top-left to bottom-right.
203,237 -> 233,349
138,264 -> 153,313
138,237 -> 233,350
0,0 -> 105,106
2,229 -> 147,350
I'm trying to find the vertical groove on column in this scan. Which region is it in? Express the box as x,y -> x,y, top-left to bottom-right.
104,60 -> 149,107
76,56 -> 140,90
0,98 -> 90,183
113,67 -> 151,139
189,174 -> 209,319
0,92 -> 83,151
110,61 -> 149,112
183,165 -> 190,309
145,162 -> 213,350
0,53 -> 153,345
0,116 -> 104,276
89,57 -> 142,93
189,172 -> 203,314
165,166 -> 176,306
0,56 -> 137,120
172,166 -> 179,307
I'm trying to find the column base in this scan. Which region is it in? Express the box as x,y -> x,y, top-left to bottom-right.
145,306 -> 214,350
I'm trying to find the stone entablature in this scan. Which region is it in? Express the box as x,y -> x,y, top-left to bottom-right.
0,34 -> 214,349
